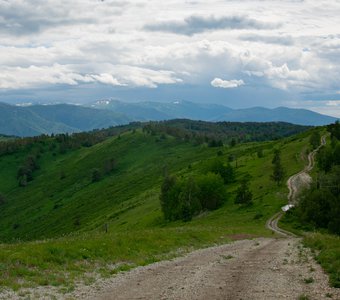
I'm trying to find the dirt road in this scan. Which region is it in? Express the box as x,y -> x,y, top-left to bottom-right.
287,135 -> 326,204
81,237 -> 338,300
266,135 -> 327,237
80,135 -> 338,300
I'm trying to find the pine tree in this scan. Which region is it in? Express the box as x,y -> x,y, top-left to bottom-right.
271,150 -> 285,186
235,180 -> 253,205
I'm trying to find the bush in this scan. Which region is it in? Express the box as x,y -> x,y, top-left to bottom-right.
204,158 -> 234,184
160,173 -> 227,221
196,173 -> 227,210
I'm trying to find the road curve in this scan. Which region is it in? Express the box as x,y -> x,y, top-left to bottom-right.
267,134 -> 327,236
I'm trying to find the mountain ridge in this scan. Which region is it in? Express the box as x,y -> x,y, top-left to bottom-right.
0,100 -> 338,137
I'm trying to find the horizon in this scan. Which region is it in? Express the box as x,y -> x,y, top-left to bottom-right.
0,1 -> 340,118
1,98 -> 339,119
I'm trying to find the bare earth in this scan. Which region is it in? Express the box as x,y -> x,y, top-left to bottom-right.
81,237 -> 337,300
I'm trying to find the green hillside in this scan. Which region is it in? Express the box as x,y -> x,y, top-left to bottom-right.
0,120 -> 322,291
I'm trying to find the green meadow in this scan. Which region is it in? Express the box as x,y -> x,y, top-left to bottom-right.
0,124 -> 336,291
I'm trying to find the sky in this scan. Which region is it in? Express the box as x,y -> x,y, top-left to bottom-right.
0,0 -> 340,117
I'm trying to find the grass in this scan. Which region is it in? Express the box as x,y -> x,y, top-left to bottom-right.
303,233 -> 340,288
303,277 -> 314,284
0,128 -> 315,291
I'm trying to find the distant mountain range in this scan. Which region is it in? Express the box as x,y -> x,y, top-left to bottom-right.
0,102 -> 130,137
0,100 -> 338,137
90,100 -> 338,126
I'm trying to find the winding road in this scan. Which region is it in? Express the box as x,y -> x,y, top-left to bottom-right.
267,135 -> 327,236
75,135 -> 336,300
5,135 -> 336,299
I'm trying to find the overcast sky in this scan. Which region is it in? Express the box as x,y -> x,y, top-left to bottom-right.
0,0 -> 340,117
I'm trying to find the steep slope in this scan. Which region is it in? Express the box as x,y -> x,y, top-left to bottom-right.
0,122 -> 323,295
0,121 -> 309,241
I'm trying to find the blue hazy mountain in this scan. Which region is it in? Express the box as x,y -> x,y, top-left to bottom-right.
0,100 -> 337,137
0,102 -> 130,137
91,100 -> 337,126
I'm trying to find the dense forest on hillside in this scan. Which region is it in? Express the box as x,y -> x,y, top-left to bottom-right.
143,119 -> 310,145
0,120 -> 309,158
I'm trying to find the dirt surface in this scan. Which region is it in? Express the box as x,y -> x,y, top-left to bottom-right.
287,135 -> 326,204
75,237 -> 338,300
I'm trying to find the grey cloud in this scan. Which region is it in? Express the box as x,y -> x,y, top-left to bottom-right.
0,0 -> 125,36
143,15 -> 281,36
239,34 -> 294,45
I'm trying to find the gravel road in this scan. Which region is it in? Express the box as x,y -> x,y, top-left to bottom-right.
83,237 -> 338,300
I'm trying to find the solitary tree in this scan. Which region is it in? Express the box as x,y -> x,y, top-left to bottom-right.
271,150 -> 285,186
235,179 -> 253,205
179,177 -> 201,222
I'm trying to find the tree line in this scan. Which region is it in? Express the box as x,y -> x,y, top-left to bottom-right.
143,119 -> 309,147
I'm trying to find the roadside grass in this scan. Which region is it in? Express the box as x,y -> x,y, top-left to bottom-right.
303,233 -> 340,288
0,226 -> 233,291
0,129 -> 313,291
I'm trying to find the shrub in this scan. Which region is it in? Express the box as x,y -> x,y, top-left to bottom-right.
196,173 -> 227,210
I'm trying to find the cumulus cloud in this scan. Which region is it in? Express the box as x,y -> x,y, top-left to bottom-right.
0,0 -> 125,36
211,78 -> 244,89
0,0 -> 340,111
0,64 -> 182,90
239,34 -> 294,46
144,15 -> 280,36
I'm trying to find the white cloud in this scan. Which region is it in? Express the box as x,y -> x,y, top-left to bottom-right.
211,78 -> 244,89
326,100 -> 340,107
91,74 -> 125,86
0,64 -> 182,90
0,0 -> 340,107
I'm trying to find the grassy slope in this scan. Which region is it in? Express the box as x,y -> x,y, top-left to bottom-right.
0,129 -> 312,291
279,133 -> 340,288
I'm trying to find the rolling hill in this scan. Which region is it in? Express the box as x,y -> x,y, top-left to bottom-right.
0,102 -> 130,137
0,120 -> 309,241
0,119 -> 338,296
